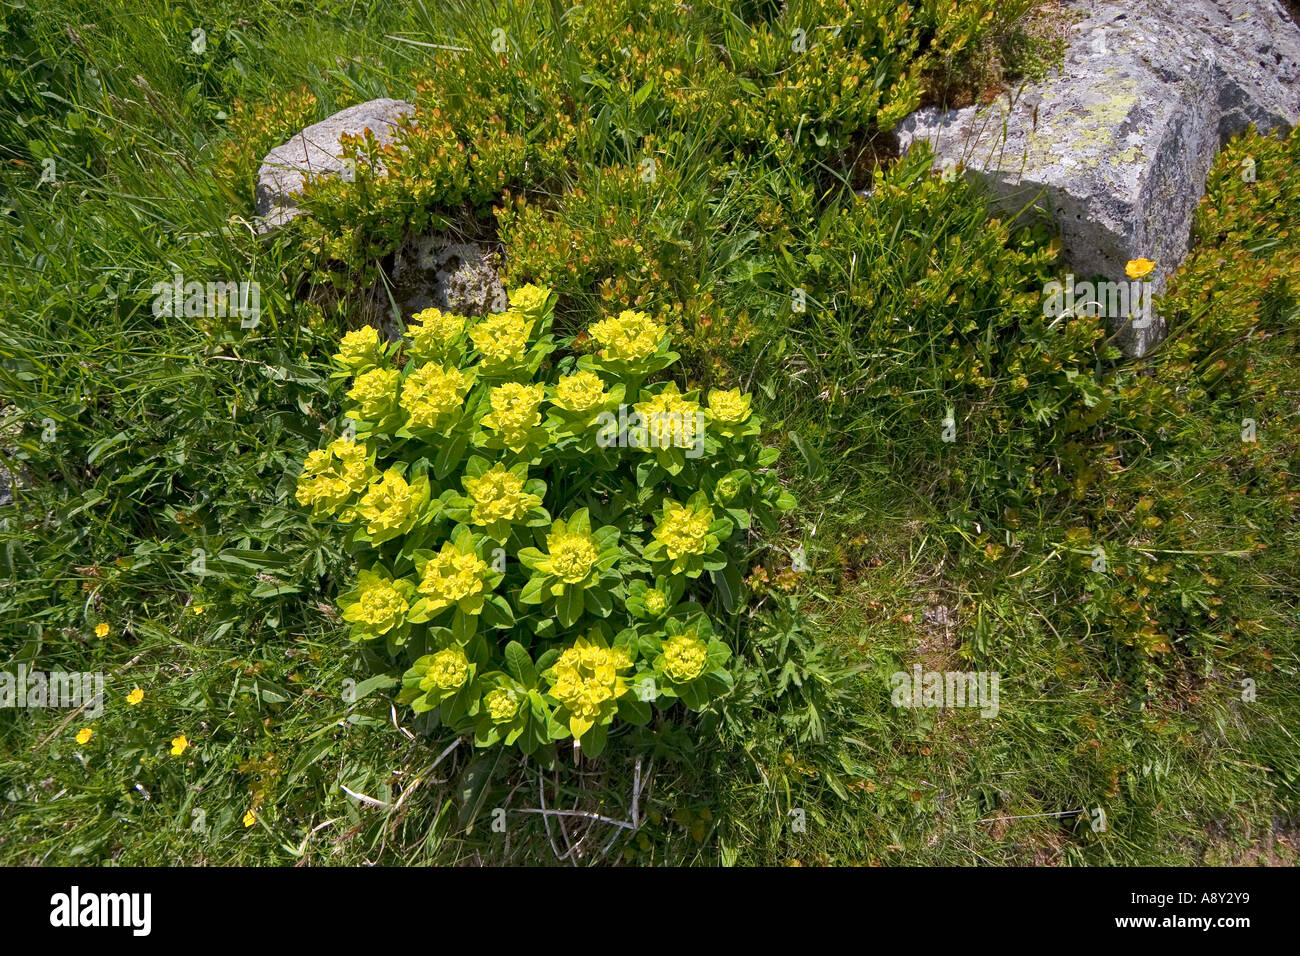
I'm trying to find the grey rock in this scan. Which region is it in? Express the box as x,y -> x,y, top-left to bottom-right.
254,98 -> 415,234
391,234 -> 506,322
895,0 -> 1300,355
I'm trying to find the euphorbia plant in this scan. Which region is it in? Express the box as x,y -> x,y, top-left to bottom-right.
297,284 -> 794,759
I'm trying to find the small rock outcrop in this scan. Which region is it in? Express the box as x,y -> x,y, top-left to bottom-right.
253,98 -> 507,332
254,98 -> 415,233
895,0 -> 1300,355
391,235 -> 507,319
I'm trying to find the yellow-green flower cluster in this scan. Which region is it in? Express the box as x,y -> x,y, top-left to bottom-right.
589,310 -> 665,363
420,647 -> 470,692
334,325 -> 382,371
401,363 -> 471,429
643,588 -> 669,617
470,310 -> 532,367
418,540 -> 490,614
547,638 -> 633,736
481,382 -> 544,450
295,438 -> 373,513
346,367 -> 401,422
706,387 -> 752,425
653,499 -> 714,560
551,370 -> 609,413
634,383 -> 701,449
484,687 -> 521,724
545,528 -> 599,584
463,464 -> 541,527
356,469 -> 419,536
508,283 -> 550,315
661,631 -> 708,682
345,574 -> 411,636
406,308 -> 467,358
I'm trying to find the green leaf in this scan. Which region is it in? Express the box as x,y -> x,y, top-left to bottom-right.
505,641 -> 537,688
712,562 -> 742,613
557,585 -> 584,627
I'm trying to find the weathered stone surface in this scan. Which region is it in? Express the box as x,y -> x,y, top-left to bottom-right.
254,98 -> 415,233
895,0 -> 1300,355
391,235 -> 506,319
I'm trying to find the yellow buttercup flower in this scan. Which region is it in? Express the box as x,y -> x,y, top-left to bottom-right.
507,283 -> 551,315
653,499 -> 713,560
126,688 -> 144,706
706,387 -> 752,424
94,622 -> 109,638
75,727 -> 93,745
552,370 -> 608,413
418,541 -> 490,614
243,809 -> 257,828
421,647 -> 470,692
346,367 -> 401,421
463,465 -> 541,527
634,383 -> 701,449
588,310 -> 665,363
470,310 -> 532,367
1125,258 -> 1155,279
191,605 -> 205,616
661,631 -> 709,682
480,382 -> 544,450
170,734 -> 189,756
401,363 -> 471,429
356,469 -> 417,535
334,325 -> 381,370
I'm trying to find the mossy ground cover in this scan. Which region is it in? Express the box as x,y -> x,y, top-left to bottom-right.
0,0 -> 1295,865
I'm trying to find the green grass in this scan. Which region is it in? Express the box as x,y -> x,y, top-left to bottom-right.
1,0 -> 1296,866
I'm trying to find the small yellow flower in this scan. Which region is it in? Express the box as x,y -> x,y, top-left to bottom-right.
126,688 -> 144,706
552,370 -> 608,414
634,383 -> 701,449
408,308 -> 466,345
546,637 -> 633,738
653,499 -> 714,560
347,574 -> 412,634
484,687 -> 521,723
507,283 -> 551,315
94,622 -> 109,638
355,469 -> 419,536
170,734 -> 189,756
243,809 -> 257,828
545,530 -> 600,584
470,310 -> 532,367
346,367 -> 401,422
661,631 -> 709,682
463,464 -> 542,527
75,727 -> 93,745
588,310 -> 666,363
400,363 -> 471,429
333,325 -> 382,371
191,605 -> 205,615
418,541 -> 490,614
706,387 -> 752,425
480,382 -> 545,450
1125,258 -> 1155,279
420,646 -> 471,692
